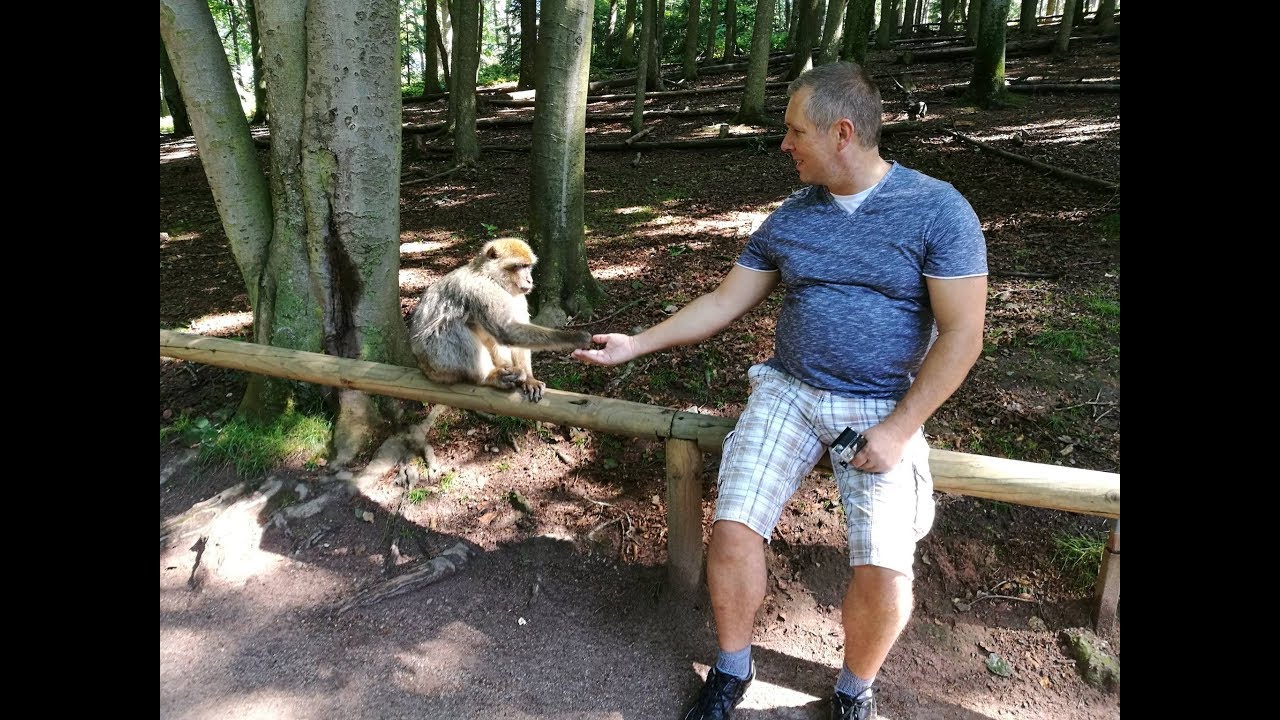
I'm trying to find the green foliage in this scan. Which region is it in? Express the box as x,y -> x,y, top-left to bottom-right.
407,487 -> 430,504
477,63 -> 519,87
1053,529 -> 1107,589
164,410 -> 331,477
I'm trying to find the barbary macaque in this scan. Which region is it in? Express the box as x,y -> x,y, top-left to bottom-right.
408,238 -> 592,402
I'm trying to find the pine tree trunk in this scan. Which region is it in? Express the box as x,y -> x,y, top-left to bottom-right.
788,0 -> 821,79
647,0 -> 667,91
1072,0 -> 1084,27
705,0 -> 719,59
452,0 -> 481,162
529,0 -> 604,325
840,0 -> 868,62
966,0 -> 1008,107
817,0 -> 849,64
721,0 -> 737,61
159,35 -> 193,136
682,0 -> 703,80
1053,0 -> 1075,55
517,0 -> 537,88
736,0 -> 776,123
1046,0 -> 1059,17
620,0 -> 638,65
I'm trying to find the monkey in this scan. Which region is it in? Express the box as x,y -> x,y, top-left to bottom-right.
408,237 -> 593,403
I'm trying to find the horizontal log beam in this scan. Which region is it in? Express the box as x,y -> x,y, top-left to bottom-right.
161,330 -> 1119,518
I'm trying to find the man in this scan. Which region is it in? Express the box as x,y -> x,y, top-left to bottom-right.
573,62 -> 987,720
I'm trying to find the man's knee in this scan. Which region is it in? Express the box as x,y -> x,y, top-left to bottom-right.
709,520 -> 766,561
848,564 -> 913,603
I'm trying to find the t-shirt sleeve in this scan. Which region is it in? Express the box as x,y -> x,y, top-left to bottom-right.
923,190 -> 988,278
737,213 -> 778,272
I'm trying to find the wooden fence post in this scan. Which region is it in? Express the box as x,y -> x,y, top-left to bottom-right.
1092,518 -> 1120,636
665,437 -> 704,599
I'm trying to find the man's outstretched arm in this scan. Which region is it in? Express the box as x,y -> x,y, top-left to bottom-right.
573,265 -> 780,367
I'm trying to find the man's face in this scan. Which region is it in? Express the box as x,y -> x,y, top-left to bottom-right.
781,87 -> 838,187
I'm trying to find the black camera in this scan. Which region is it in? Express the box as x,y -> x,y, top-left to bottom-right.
831,427 -> 868,468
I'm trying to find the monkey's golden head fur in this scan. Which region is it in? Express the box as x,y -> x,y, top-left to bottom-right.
474,237 -> 537,295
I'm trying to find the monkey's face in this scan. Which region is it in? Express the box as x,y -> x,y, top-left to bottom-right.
497,261 -> 535,295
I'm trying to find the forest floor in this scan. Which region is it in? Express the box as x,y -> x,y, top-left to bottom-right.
160,34 -> 1120,720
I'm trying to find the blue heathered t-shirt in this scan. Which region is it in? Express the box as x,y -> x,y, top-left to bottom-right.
737,161 -> 987,399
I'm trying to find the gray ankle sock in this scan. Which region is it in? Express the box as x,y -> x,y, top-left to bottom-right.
835,665 -> 873,698
714,645 -> 753,680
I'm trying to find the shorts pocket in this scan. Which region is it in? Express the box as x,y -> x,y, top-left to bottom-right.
912,463 -> 936,540
716,430 -> 737,490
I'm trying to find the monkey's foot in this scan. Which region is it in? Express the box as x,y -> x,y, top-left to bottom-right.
484,367 -> 526,391
520,378 -> 547,403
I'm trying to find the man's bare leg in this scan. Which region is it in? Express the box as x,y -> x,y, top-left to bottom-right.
841,564 -> 913,679
707,520 -> 767,660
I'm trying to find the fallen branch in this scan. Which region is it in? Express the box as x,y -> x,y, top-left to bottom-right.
943,129 -> 1118,192
336,541 -> 475,615
401,164 -> 466,187
990,269 -> 1061,279
567,298 -> 644,326
624,127 -> 654,145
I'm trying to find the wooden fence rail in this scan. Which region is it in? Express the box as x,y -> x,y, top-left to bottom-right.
160,330 -> 1120,629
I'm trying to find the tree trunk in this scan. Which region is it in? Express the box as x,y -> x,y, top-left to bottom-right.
439,0 -> 454,87
620,0 -> 638,65
682,0 -> 703,80
422,0 -> 441,95
788,0 -> 821,79
939,0 -> 956,33
901,0 -> 917,37
452,0 -> 481,163
227,0 -> 246,91
1046,0 -> 1059,16
705,0 -> 719,59
721,0 -> 737,61
1072,0 -> 1084,27
816,0 -> 849,64
529,0 -> 604,325
875,0 -> 897,49
647,0 -> 667,91
632,0 -> 655,131
966,0 -> 1008,107
604,0 -> 619,59
246,0 -> 267,123
159,35 -> 193,136
839,0 -> 870,62
1053,0 -> 1075,56
160,0 -> 270,303
1095,0 -> 1114,33
966,0 -> 983,42
165,0 -> 414,459
1019,0 -> 1038,36
736,0 -> 777,123
517,0 -> 537,88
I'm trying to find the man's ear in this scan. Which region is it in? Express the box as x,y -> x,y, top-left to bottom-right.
836,118 -> 857,150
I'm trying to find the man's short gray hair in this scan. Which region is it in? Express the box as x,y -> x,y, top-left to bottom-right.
787,62 -> 882,150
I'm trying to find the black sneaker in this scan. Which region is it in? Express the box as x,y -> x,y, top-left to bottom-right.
830,687 -> 876,720
681,662 -> 755,719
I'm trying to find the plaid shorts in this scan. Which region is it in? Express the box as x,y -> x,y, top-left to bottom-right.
714,363 -> 935,578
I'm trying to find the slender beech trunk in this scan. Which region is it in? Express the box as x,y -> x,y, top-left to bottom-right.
721,0 -> 737,61
1053,0 -> 1075,55
529,0 -> 605,324
633,0 -> 655,131
736,0 -> 777,123
816,0 -> 849,64
967,0 -> 1008,107
160,35 -> 193,136
682,0 -> 703,80
518,0 -> 538,89
452,0 -> 480,162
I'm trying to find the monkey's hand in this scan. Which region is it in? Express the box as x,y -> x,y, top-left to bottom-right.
571,333 -> 640,367
520,377 -> 548,403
